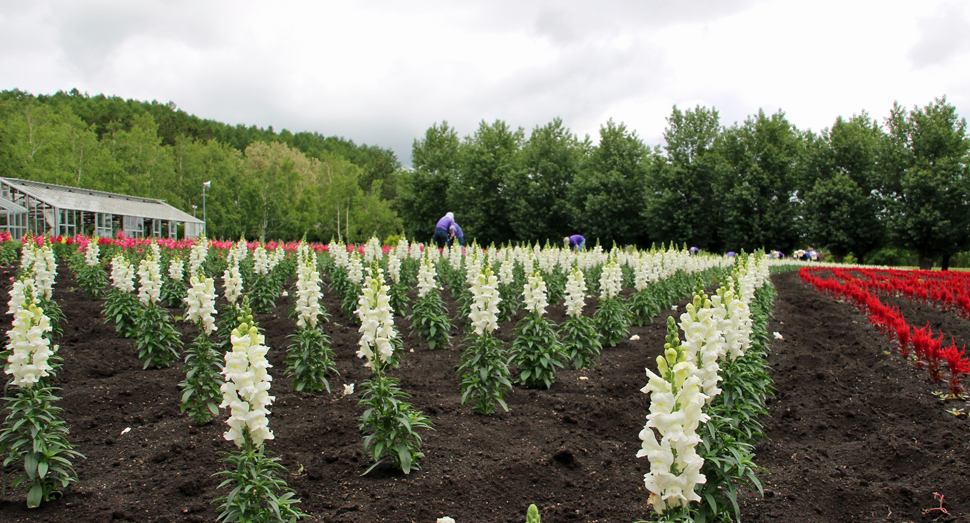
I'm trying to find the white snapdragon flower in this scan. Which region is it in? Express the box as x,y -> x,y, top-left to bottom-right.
253,245 -> 270,276
395,235 -> 409,260
220,321 -> 275,447
7,277 -> 35,315
295,262 -> 323,329
354,267 -> 397,369
4,283 -> 54,388
364,236 -> 382,263
600,258 -> 623,300
468,267 -> 501,336
167,257 -> 184,282
564,265 -> 587,318
498,252 -> 515,288
678,295 -> 725,402
19,241 -> 37,275
223,260 -> 244,306
110,255 -> 136,292
385,253 -> 401,286
269,246 -> 284,273
522,271 -> 548,315
347,253 -> 364,287
137,256 -> 162,305
638,341 -> 711,514
185,276 -> 217,336
85,239 -> 101,267
464,250 -> 482,287
416,255 -> 438,298
30,244 -> 56,301
189,237 -> 209,278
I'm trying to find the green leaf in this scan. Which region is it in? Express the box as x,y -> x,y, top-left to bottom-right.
24,452 -> 39,479
27,483 -> 43,508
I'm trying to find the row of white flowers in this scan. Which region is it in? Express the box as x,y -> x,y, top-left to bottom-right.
294,243 -> 323,329
638,253 -> 770,515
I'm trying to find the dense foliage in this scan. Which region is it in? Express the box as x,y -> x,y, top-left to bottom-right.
2,89 -> 969,267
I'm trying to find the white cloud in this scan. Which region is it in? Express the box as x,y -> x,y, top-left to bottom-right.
1,0 -> 969,165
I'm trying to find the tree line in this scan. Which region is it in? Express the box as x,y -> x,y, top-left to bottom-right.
399,99 -> 969,269
1,89 -> 968,269
0,89 -> 401,243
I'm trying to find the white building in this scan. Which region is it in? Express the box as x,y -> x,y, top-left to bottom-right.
0,177 -> 204,240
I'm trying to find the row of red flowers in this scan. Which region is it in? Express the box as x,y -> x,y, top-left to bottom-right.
800,267 -> 970,399
827,267 -> 970,319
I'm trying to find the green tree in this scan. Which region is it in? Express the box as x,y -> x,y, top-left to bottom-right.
172,137 -> 245,239
397,121 -> 461,241
883,97 -> 970,269
716,110 -> 803,253
570,119 -> 649,246
507,117 -> 587,244
645,105 -> 725,251
104,112 -> 176,198
449,120 -> 524,246
802,113 -> 887,261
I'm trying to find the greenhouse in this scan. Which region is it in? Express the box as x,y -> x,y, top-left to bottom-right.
0,177 -> 204,240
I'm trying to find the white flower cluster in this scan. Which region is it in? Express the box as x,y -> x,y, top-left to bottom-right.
252,245 -> 270,276
638,346 -> 709,514
718,283 -> 750,361
22,243 -> 56,302
679,295 -> 726,401
447,245 -> 461,275
347,254 -> 364,287
599,257 -> 623,300
364,236 -> 383,263
295,250 -> 323,329
110,255 -> 135,292
416,254 -> 438,298
522,271 -> 548,315
330,241 -> 349,269
468,266 -> 501,336
395,235 -> 410,260
18,241 -> 36,275
221,320 -> 275,447
425,243 -> 439,263
354,267 -> 397,369
228,238 -> 249,265
185,275 -> 217,336
189,237 -> 208,278
537,247 -> 557,275
564,265 -> 587,318
498,252 -> 515,288
5,281 -> 55,388
223,259 -> 243,306
269,247 -> 284,273
7,276 -> 36,315
387,251 -> 402,285
84,239 -> 101,267
137,256 -> 162,305
167,257 -> 184,282
633,253 -> 653,292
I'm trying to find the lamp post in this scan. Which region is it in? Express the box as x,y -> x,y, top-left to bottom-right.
202,181 -> 211,237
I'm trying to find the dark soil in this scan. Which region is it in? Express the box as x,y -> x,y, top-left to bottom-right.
0,267 -> 968,523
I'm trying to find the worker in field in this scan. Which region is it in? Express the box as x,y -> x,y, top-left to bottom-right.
448,221 -> 465,249
433,212 -> 456,249
565,234 -> 585,252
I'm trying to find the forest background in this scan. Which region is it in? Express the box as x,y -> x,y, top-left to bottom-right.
1,88 -> 968,269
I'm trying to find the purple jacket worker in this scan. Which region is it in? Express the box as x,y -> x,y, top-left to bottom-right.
566,235 -> 585,252
433,212 -> 456,248
448,222 -> 465,248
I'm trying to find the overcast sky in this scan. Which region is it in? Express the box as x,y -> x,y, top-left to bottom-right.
3,0 -> 969,166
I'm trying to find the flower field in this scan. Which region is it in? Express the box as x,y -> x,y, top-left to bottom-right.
0,238 -> 968,523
